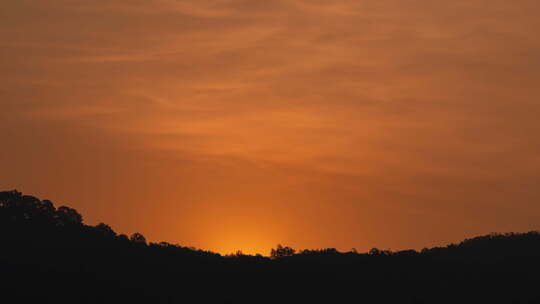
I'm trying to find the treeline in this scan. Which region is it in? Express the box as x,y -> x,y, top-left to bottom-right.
1,190 -> 540,304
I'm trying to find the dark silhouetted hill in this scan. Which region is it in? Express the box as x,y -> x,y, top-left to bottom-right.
1,190 -> 539,304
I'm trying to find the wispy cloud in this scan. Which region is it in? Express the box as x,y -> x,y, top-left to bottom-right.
1,0 -> 540,253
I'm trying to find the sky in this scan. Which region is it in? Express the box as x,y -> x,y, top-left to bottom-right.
2,0 -> 540,255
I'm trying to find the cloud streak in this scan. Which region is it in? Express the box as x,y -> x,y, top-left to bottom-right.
1,0 -> 540,254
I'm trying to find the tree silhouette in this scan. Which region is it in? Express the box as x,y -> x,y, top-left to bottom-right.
55,206 -> 83,225
2,189 -> 540,304
95,223 -> 117,238
130,232 -> 147,244
270,244 -> 296,258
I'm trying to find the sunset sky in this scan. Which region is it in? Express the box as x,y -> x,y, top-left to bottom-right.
2,0 -> 540,254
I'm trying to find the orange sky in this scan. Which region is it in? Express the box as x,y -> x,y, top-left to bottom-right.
2,0 -> 540,255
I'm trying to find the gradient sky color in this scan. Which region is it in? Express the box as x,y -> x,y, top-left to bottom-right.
2,0 -> 540,254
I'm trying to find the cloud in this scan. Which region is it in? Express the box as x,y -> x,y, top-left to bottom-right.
1,0 -> 540,252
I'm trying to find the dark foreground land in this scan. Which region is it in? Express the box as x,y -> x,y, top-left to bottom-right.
1,190 -> 539,304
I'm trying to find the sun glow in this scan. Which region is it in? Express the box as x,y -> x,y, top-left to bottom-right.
210,233 -> 276,256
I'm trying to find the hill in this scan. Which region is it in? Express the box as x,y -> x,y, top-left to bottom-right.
1,190 -> 539,303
